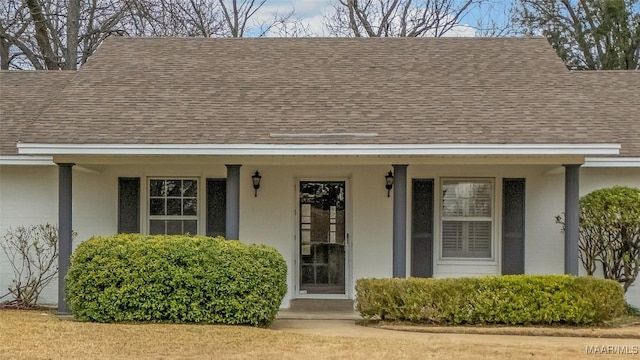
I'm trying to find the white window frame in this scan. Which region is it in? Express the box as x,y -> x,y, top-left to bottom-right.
439,177 -> 495,260
147,177 -> 199,235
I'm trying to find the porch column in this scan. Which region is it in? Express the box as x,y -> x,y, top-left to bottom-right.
564,164 -> 581,276
57,163 -> 74,314
225,164 -> 241,240
392,164 -> 408,278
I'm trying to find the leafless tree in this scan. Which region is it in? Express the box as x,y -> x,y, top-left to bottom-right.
219,0 -> 265,37
1,224 -> 60,307
323,0 -> 482,37
0,0 -> 131,70
122,0 -> 224,37
0,0 -> 305,70
512,0 -> 640,70
472,0 -> 516,37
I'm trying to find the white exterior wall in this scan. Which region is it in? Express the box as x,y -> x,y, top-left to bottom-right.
1,161 -> 639,308
0,166 -> 58,304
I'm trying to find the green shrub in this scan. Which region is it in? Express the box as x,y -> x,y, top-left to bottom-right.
356,275 -> 626,325
65,234 -> 287,326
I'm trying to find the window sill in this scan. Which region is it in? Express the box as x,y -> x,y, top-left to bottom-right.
435,258 -> 498,266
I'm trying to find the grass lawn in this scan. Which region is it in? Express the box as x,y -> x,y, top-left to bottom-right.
2,309 -> 639,359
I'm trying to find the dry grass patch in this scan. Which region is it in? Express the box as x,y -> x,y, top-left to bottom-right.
366,320 -> 640,339
1,310 -> 639,360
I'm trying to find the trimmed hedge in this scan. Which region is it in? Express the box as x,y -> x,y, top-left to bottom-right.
355,275 -> 626,325
65,234 -> 287,326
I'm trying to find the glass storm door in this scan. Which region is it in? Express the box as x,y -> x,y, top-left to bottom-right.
299,181 -> 346,295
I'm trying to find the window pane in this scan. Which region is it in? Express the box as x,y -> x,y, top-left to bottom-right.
442,180 -> 492,217
149,220 -> 165,235
167,198 -> 182,215
183,180 -> 197,197
442,220 -> 491,258
469,221 -> 492,257
149,178 -> 199,236
166,220 -> 182,235
150,180 -> 165,196
442,221 -> 462,257
184,220 -> 197,235
149,198 -> 165,216
183,199 -> 197,216
166,180 -> 181,197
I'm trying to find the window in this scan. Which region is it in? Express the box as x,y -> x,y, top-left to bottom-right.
149,178 -> 198,235
441,179 -> 493,258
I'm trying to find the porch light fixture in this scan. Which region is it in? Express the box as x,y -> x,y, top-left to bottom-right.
385,170 -> 394,197
252,171 -> 262,197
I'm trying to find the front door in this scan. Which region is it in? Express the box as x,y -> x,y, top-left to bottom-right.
298,181 -> 347,296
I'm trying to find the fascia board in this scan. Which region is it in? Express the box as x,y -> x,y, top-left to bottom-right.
17,143 -> 621,156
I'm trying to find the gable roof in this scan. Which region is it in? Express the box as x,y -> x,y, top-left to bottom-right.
0,71 -> 73,156
1,37 -> 637,158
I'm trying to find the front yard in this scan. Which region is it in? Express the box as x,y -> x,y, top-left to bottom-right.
2,310 -> 640,359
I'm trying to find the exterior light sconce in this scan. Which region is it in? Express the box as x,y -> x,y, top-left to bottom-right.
385,170 -> 394,197
252,171 -> 262,197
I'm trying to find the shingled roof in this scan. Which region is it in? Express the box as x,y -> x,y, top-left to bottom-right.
571,71 -> 640,157
1,37 -> 637,157
0,71 -> 73,155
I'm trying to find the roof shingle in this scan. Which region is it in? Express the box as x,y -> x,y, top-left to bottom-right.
1,37 -> 637,156
0,71 -> 73,155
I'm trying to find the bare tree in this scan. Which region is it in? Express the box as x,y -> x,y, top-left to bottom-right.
1,0 -> 131,70
122,0 -> 225,37
1,224 -> 60,307
1,0 -> 305,70
324,0 -> 481,37
255,9 -> 313,37
472,0 -> 516,37
219,0 -> 265,37
66,0 -> 80,70
512,0 -> 640,70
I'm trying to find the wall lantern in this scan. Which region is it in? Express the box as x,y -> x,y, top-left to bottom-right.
252,171 -> 262,197
385,170 -> 394,197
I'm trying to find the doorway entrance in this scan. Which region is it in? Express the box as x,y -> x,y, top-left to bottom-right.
298,180 -> 348,297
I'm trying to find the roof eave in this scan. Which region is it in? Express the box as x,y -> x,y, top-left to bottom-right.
17,143 -> 621,157
0,155 -> 55,166
584,157 -> 640,168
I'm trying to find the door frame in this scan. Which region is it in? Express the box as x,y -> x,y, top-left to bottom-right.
294,177 -> 352,300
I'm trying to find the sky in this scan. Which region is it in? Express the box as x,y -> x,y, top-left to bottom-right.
251,0 -> 513,37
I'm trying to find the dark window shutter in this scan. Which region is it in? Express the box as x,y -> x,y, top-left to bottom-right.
411,179 -> 434,278
502,178 -> 525,274
206,178 -> 226,237
118,177 -> 140,233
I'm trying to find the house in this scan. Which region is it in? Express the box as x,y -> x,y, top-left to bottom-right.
0,37 -> 638,312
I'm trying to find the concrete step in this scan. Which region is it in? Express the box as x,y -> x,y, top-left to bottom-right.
288,299 -> 354,312
276,309 -> 361,320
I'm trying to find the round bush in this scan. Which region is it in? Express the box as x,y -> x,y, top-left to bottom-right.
65,234 -> 287,326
